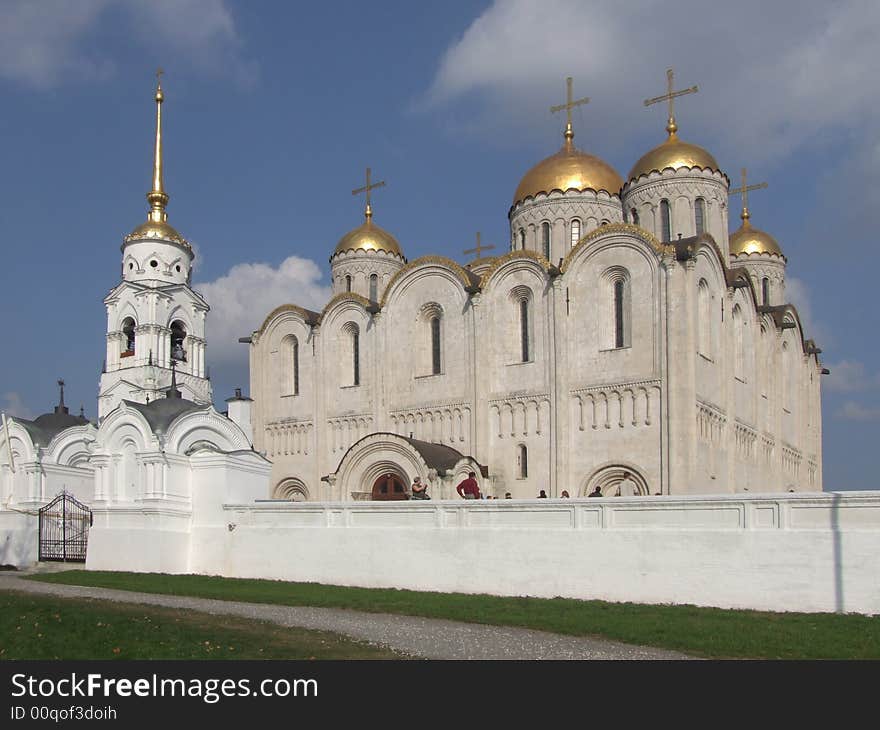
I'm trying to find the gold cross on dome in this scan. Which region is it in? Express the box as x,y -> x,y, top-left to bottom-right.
352,167 -> 386,219
729,167 -> 768,221
464,231 -> 495,261
551,77 -> 590,140
643,68 -> 698,135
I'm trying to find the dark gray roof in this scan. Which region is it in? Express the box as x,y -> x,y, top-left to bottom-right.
124,398 -> 204,434
15,412 -> 92,447
402,437 -> 467,476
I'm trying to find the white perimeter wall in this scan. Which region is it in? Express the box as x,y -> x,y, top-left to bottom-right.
0,512 -> 38,567
185,492 -> 880,615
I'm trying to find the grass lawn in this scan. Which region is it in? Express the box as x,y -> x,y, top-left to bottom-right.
0,590 -> 402,660
26,570 -> 880,659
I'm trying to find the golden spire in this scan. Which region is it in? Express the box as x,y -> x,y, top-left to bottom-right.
551,76 -> 590,146
643,68 -> 698,140
352,167 -> 386,222
146,68 -> 169,224
729,167 -> 768,226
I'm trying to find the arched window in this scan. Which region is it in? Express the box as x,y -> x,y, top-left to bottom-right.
292,337 -> 300,395
170,320 -> 187,362
519,228 -> 526,250
369,274 -> 378,302
517,444 -> 528,479
352,328 -> 360,386
614,280 -> 626,348
541,222 -> 551,260
631,208 -> 640,226
121,317 -> 136,356
520,298 -> 530,362
345,275 -> 352,293
604,268 -> 630,349
570,219 -> 581,248
732,305 -> 744,379
698,279 -> 711,357
762,277 -> 770,306
659,199 -> 671,242
694,197 -> 706,235
431,315 -> 441,375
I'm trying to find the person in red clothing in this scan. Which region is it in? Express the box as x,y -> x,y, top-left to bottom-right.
456,471 -> 481,500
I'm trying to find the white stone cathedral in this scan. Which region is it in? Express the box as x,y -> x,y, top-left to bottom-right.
248,74 -> 825,501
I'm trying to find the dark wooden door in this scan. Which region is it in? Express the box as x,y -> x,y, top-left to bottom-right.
371,474 -> 408,501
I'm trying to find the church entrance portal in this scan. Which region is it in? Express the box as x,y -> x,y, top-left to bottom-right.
371,473 -> 408,501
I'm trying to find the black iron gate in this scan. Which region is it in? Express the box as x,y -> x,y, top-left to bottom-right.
38,491 -> 92,562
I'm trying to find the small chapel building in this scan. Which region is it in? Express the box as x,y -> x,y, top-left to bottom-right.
247,74 -> 824,500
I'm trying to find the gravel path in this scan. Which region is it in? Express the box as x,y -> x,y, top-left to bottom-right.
0,572 -> 692,660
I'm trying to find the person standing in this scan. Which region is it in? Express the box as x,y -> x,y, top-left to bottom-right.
456,471 -> 481,500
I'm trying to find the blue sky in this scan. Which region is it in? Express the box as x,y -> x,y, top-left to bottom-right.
1,0 -> 878,489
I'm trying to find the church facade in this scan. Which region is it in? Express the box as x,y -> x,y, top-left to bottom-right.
248,75 -> 824,500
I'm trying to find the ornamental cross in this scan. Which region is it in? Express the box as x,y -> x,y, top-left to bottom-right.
57,379 -> 65,408
550,77 -> 590,132
352,167 -> 386,211
464,231 -> 495,261
729,167 -> 768,216
643,68 -> 698,124
156,67 -> 164,88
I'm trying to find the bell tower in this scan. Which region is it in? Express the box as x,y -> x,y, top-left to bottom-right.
98,72 -> 212,419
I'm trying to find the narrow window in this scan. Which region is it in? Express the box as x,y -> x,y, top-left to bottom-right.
541,222 -> 551,260
570,219 -> 581,248
369,274 -> 378,302
520,298 -> 530,362
519,228 -> 526,250
170,320 -> 187,362
694,197 -> 706,235
614,279 -> 625,348
345,275 -> 352,293
121,317 -> 136,355
292,338 -> 300,395
631,208 -> 640,226
762,277 -> 770,306
518,444 -> 528,479
431,316 -> 441,375
352,329 -> 360,386
659,200 -> 671,242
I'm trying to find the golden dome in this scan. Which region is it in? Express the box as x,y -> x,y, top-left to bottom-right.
628,131 -> 720,183
729,219 -> 783,257
333,211 -> 403,257
125,219 -> 190,249
514,136 -> 623,206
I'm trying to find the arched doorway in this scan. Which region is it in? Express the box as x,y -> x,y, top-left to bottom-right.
371,473 -> 408,501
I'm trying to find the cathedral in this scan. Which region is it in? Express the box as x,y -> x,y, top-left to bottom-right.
0,70 -> 825,525
248,73 -> 824,501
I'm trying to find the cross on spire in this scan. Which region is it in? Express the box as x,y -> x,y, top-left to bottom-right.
464,231 -> 495,261
643,68 -> 698,138
156,67 -> 164,89
54,379 -> 69,415
352,167 -> 386,222
729,167 -> 768,224
550,76 -> 590,143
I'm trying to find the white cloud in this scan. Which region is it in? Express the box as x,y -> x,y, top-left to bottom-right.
836,401 -> 880,422
785,276 -> 828,345
1,392 -> 35,421
0,0 -> 255,88
195,256 -> 331,365
823,360 -> 880,394
0,1 -> 113,88
425,0 -> 880,164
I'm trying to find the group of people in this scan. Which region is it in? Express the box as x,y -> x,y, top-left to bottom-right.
407,471 -> 640,500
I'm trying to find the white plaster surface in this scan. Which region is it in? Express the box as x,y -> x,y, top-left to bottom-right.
153,492 -> 880,615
